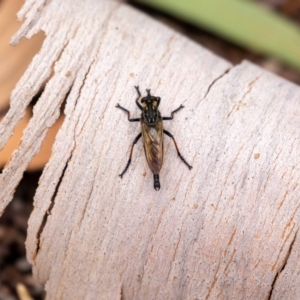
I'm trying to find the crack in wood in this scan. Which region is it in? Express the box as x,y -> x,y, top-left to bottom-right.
205,260 -> 221,300
33,159 -> 69,262
32,55 -> 94,253
120,282 -> 124,300
202,66 -> 232,101
267,229 -> 298,299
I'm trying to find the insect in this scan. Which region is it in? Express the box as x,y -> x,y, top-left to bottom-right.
116,86 -> 192,191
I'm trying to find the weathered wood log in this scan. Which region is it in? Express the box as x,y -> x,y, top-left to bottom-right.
0,0 -> 300,299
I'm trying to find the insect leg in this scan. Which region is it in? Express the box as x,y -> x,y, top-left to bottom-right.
134,86 -> 143,111
163,105 -> 184,120
163,129 -> 192,169
154,174 -> 160,191
116,104 -> 141,122
119,132 -> 142,178
134,85 -> 141,97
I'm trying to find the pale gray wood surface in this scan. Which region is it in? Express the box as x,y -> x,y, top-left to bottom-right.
0,0 -> 300,299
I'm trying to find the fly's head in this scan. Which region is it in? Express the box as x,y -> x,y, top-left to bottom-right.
141,89 -> 161,125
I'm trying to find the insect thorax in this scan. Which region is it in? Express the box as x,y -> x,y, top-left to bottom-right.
141,104 -> 161,125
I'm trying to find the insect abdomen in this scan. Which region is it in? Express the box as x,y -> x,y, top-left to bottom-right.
154,174 -> 160,190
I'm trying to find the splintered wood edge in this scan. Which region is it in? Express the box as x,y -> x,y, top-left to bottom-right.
0,0 -> 46,169
0,0 -> 299,299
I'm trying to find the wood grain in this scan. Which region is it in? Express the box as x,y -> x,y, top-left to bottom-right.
0,0 -> 299,299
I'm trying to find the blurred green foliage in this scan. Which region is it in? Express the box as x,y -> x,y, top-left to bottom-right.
134,0 -> 300,70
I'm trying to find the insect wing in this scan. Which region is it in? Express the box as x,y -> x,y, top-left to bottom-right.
141,119 -> 163,175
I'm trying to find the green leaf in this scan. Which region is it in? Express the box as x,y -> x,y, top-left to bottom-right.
134,0 -> 300,70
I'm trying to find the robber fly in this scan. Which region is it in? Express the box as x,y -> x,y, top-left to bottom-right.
116,86 -> 192,191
